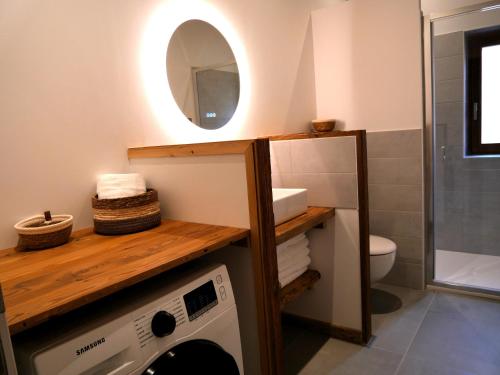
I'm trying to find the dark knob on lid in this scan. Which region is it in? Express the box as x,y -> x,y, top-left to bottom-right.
151,311 -> 176,337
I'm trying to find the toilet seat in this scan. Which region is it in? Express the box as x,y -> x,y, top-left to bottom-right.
370,235 -> 396,256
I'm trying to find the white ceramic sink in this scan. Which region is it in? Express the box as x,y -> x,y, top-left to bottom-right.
272,188 -> 308,225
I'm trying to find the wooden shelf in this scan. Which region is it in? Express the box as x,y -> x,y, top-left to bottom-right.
275,206 -> 335,245
279,269 -> 321,308
0,220 -> 249,334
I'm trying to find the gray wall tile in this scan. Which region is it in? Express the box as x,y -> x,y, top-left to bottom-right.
464,191 -> 500,216
435,102 -> 464,147
367,130 -> 422,158
433,31 -> 464,58
369,184 -> 422,212
381,260 -> 424,289
435,78 -> 463,103
368,158 -> 422,186
290,136 -> 357,174
434,54 -> 464,82
367,129 -> 424,289
463,157 -> 500,170
434,212 -> 463,252
370,210 -> 423,239
280,172 -> 358,209
390,235 -> 424,262
463,169 -> 500,192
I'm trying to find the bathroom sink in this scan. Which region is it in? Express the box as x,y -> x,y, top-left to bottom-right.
272,188 -> 308,225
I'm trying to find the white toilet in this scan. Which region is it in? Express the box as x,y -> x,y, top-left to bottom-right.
370,235 -> 397,283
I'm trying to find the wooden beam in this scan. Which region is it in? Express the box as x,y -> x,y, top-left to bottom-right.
266,130 -> 362,141
128,140 -> 253,159
275,207 -> 335,245
282,313 -> 364,345
245,139 -> 283,375
355,130 -> 372,344
279,270 -> 321,309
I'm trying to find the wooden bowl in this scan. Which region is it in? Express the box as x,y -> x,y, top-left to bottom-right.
311,119 -> 336,133
15,214 -> 73,251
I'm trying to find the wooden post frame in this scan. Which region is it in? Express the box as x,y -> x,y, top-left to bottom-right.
127,130 -> 372,373
268,131 -> 372,345
128,138 -> 282,375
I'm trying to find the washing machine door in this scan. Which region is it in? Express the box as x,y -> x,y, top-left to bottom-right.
143,339 -> 239,375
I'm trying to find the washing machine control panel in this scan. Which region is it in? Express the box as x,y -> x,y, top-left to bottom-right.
183,279 -> 218,321
133,264 -> 235,361
151,311 -> 177,337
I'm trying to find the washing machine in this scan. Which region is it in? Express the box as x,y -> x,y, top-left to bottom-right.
14,263 -> 244,375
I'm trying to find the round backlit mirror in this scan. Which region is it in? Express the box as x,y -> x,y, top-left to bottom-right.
166,20 -> 240,130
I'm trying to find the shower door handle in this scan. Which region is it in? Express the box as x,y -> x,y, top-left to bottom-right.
441,146 -> 446,160
473,102 -> 479,121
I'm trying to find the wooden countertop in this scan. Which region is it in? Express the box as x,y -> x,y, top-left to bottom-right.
0,220 -> 249,334
275,207 -> 335,245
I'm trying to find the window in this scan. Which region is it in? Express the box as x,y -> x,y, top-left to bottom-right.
465,26 -> 500,155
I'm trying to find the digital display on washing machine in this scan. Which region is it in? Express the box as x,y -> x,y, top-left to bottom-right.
183,280 -> 218,321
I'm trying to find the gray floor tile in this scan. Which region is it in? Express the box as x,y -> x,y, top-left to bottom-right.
291,288 -> 500,375
370,285 -> 434,355
396,354 -> 500,375
404,309 -> 500,371
430,291 -> 500,322
299,339 -> 402,375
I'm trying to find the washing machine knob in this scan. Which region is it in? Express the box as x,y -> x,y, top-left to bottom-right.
151,311 -> 176,337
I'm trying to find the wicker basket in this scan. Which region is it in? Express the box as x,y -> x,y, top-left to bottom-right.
15,214 -> 73,251
92,189 -> 161,235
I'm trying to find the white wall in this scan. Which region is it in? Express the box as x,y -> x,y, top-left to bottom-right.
130,155 -> 250,229
0,0 -> 327,249
312,0 -> 423,132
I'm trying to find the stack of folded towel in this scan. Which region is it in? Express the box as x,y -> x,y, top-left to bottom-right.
277,233 -> 311,287
96,173 -> 146,199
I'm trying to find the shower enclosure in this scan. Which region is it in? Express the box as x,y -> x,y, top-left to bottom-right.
424,2 -> 500,294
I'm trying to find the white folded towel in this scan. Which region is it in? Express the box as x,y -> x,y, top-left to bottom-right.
278,255 -> 311,280
278,247 -> 310,270
277,235 -> 308,256
280,267 -> 308,287
97,173 -> 146,199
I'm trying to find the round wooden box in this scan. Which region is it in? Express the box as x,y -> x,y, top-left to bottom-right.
15,214 -> 73,251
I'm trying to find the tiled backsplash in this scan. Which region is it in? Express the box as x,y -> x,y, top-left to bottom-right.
271,137 -> 358,209
272,133 -> 425,289
367,129 -> 424,289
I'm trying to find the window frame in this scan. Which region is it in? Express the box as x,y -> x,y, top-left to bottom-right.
465,26 -> 500,155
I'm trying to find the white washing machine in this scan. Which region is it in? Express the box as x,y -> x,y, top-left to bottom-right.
14,264 -> 244,375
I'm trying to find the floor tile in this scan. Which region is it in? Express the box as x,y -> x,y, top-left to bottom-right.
396,354 -> 500,375
370,284 -> 434,354
403,308 -> 500,373
299,339 -> 402,375
430,291 -> 500,324
286,287 -> 500,375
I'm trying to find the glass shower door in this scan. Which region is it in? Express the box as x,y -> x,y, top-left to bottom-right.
431,7 -> 500,293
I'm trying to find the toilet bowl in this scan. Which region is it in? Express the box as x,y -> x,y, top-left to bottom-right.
370,235 -> 397,283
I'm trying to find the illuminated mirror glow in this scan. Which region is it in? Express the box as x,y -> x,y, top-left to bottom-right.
139,0 -> 250,143
167,20 -> 239,130
481,44 -> 500,144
